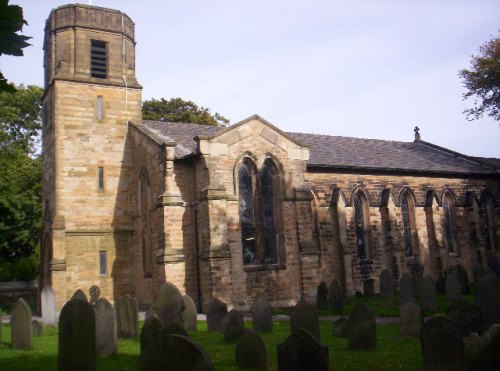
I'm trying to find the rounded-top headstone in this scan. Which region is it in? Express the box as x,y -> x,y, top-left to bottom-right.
423,276 -> 438,312
11,297 -> 32,350
41,285 -> 57,326
116,295 -> 139,338
445,270 -> 462,301
316,281 -> 328,310
445,300 -> 482,337
160,334 -> 215,371
155,282 -> 185,326
399,273 -> 414,304
181,294 -> 198,332
290,297 -> 320,342
223,309 -> 245,342
235,329 -> 267,369
399,300 -> 423,337
251,292 -> 273,333
139,315 -> 163,371
162,321 -> 188,337
329,279 -> 343,312
347,303 -> 376,350
206,298 -> 227,333
379,269 -> 394,301
94,297 -> 117,356
474,271 -> 500,331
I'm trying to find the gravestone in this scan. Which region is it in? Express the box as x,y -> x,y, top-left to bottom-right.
410,259 -> 424,299
115,295 -> 139,338
206,298 -> 227,333
162,321 -> 188,337
363,279 -> 374,297
160,334 -> 215,371
445,270 -> 461,301
32,319 -> 43,336
138,315 -> 163,371
423,276 -> 438,312
455,265 -> 470,294
399,301 -> 422,337
379,269 -> 394,302
473,266 -> 487,286
181,295 -> 197,332
41,285 -> 57,326
145,307 -> 157,321
332,316 -> 348,338
316,281 -> 328,310
156,282 -> 185,326
58,298 -> 96,371
235,329 -> 267,369
290,298 -> 320,342
251,292 -> 273,333
445,300 -> 481,337
277,327 -> 329,371
474,271 -> 500,331
347,303 -> 376,350
421,317 -> 465,371
223,309 -> 245,342
94,297 -> 117,356
463,325 -> 500,370
72,289 -> 88,302
11,297 -> 32,350
436,275 -> 446,294
399,273 -> 414,304
328,279 -> 343,312
89,285 -> 101,305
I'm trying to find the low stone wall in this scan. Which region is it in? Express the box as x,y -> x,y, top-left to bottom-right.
0,281 -> 38,312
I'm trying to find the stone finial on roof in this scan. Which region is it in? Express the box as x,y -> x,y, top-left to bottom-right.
414,126 -> 421,141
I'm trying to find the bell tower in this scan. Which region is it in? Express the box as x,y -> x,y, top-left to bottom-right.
41,4 -> 142,309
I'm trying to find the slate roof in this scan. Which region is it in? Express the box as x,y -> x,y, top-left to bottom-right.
135,120 -> 499,176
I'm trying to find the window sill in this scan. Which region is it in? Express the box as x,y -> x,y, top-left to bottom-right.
244,263 -> 286,272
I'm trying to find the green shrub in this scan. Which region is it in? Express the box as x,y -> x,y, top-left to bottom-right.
0,260 -> 14,281
13,255 -> 38,281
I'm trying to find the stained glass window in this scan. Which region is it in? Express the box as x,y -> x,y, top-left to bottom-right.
353,193 -> 366,260
401,195 -> 413,256
99,251 -> 107,276
443,194 -> 455,253
260,161 -> 277,264
239,161 -> 257,264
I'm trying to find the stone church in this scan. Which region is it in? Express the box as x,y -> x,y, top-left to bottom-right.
40,4 -> 500,311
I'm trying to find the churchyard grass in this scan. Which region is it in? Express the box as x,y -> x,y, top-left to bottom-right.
0,319 -> 424,370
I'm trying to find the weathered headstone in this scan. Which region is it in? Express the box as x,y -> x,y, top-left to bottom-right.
206,298 -> 227,333
58,298 -> 96,371
445,300 -> 482,337
88,285 -> 101,305
94,297 -> 117,356
162,321 -> 188,337
11,297 -> 32,350
445,270 -> 462,301
347,303 -> 376,350
410,259 -> 424,299
455,265 -> 470,294
71,289 -> 88,302
328,279 -> 343,313
421,317 -> 465,371
251,292 -> 273,333
160,334 -> 215,371
400,301 -> 422,337
474,271 -> 500,331
332,316 -> 348,338
436,275 -> 446,294
223,309 -> 245,342
399,273 -> 414,304
363,279 -> 375,297
379,269 -> 394,302
423,276 -> 438,312
277,327 -> 329,371
235,329 -> 267,369
138,315 -> 163,371
463,324 -> 500,370
116,295 -> 139,338
290,297 -> 320,342
32,319 -> 43,336
316,281 -> 328,310
155,282 -> 185,326
41,285 -> 57,326
181,294 -> 197,332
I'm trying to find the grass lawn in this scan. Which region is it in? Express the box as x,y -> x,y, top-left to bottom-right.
0,319 -> 424,370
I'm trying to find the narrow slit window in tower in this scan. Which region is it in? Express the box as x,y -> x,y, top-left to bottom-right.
91,40 -> 107,79
98,166 -> 104,191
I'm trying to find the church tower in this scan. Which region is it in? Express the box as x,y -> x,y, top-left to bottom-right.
41,4 -> 142,309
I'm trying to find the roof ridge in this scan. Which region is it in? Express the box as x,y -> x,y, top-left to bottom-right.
287,131 -> 414,145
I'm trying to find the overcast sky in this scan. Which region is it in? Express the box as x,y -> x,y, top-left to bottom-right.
2,0 -> 499,157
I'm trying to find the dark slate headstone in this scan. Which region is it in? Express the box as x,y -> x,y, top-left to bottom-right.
316,281 -> 328,310
363,279 -> 375,297
423,276 -> 438,312
41,285 -> 57,326
400,301 -> 423,337
445,300 -> 482,337
474,271 -> 500,331
206,298 -> 227,333
11,297 -> 32,350
421,317 -> 465,371
455,265 -> 470,294
251,292 -> 273,333
58,298 -> 96,371
138,315 -> 163,371
399,273 -> 414,304
155,282 -> 185,326
223,309 -> 245,342
347,303 -> 376,350
410,259 -> 424,299
328,279 -> 343,313
290,298 -> 320,342
32,319 -> 43,336
445,270 -> 462,301
277,327 -> 329,371
235,329 -> 267,369
160,334 -> 215,371
332,316 -> 348,338
436,275 -> 446,294
162,321 -> 188,337
71,289 -> 88,302
115,295 -> 139,338
94,297 -> 117,356
88,285 -> 101,305
379,269 -> 394,302
181,295 -> 197,332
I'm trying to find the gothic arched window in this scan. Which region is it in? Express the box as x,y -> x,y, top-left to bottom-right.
238,159 -> 258,265
401,191 -> 417,257
443,192 -> 456,254
140,168 -> 153,277
482,191 -> 497,251
353,191 -> 370,260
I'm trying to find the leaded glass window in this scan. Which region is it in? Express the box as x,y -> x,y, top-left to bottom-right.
239,161 -> 257,264
260,161 -> 277,264
402,195 -> 413,256
353,193 -> 366,260
443,194 -> 455,253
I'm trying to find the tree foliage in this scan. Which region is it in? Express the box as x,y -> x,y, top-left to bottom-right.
0,0 -> 32,92
459,36 -> 500,121
0,84 -> 43,262
142,97 -> 229,126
